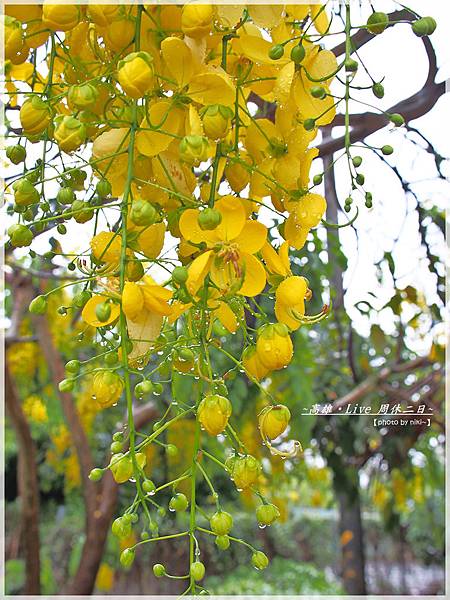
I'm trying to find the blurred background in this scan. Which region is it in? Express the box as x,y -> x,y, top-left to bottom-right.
3,0 -> 448,596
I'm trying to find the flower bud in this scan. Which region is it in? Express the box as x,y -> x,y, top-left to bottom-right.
65,360 -> 80,374
8,224 -> 33,247
259,404 -> 291,440
88,468 -> 103,482
381,145 -> 394,156
224,160 -> 250,194
4,16 -> 24,60
197,207 -> 222,231
95,301 -> 111,323
110,451 -> 146,484
215,535 -> 230,550
190,561 -> 206,581
210,511 -> 233,535
366,12 -> 389,34
135,380 -> 154,397
412,16 -> 437,37
58,378 -> 74,393
372,82 -> 384,98
389,113 -> 405,127
242,346 -> 269,381
54,116 -> 87,153
268,44 -> 284,60
96,179 -> 112,198
72,200 -> 94,223
13,178 -> 39,207
181,4 -> 213,39
120,548 -> 135,569
200,104 -> 233,140
169,492 -> 188,512
142,479 -> 156,494
112,517 -> 132,539
251,551 -> 269,570
230,455 -> 261,490
6,144 -> 26,165
29,295 -> 47,315
20,97 -> 52,136
256,503 -> 280,527
290,44 -> 305,64
172,266 -> 189,285
118,51 -> 154,99
42,4 -> 81,31
198,394 -> 232,436
303,118 -> 316,131
153,563 -> 166,577
92,370 -> 124,408
256,323 -> 293,371
130,200 -> 157,227
57,187 -> 76,204
179,135 -> 210,166
68,82 -> 99,110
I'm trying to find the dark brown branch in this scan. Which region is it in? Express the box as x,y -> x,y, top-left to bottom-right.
5,366 -> 41,594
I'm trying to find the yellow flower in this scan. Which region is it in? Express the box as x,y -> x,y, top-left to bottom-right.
54,116 -> 87,153
20,96 -> 52,136
228,455 -> 261,490
284,193 -> 327,249
179,135 -> 212,166
42,4 -> 81,31
95,563 -> 115,592
242,345 -> 269,381
198,394 -> 232,436
258,404 -> 291,441
23,395 -> 48,423
118,52 -> 154,99
110,452 -> 146,484
87,5 -> 119,27
92,370 -> 124,408
179,196 -> 267,297
67,82 -> 99,110
4,17 -> 24,60
201,104 -> 234,140
181,4 -> 214,39
122,278 -> 172,322
274,276 -> 309,330
255,323 -> 293,371
90,231 -> 122,267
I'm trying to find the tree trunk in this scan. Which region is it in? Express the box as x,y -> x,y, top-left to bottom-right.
5,366 -> 41,594
337,488 -> 367,595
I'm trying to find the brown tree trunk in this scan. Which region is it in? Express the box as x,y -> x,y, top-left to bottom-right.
5,366 -> 41,594
337,488 -> 367,595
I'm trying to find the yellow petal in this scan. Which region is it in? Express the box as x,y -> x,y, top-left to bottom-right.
233,220 -> 267,254
135,222 -> 165,259
248,5 -> 284,29
179,208 -> 211,244
299,147 -> 319,188
305,47 -> 337,84
161,36 -> 194,88
142,285 -> 173,316
239,34 -> 288,66
245,119 -> 276,162
186,250 -> 213,295
81,295 -> 120,327
310,4 -> 330,35
122,282 -> 145,321
214,301 -> 238,333
126,311 -> 163,367
186,104 -> 203,136
212,196 -> 246,242
261,241 -> 291,276
292,73 -> 336,126
188,68 -> 235,106
239,253 -> 266,297
288,193 -> 326,228
284,215 -> 309,250
275,299 -> 300,331
136,100 -> 183,157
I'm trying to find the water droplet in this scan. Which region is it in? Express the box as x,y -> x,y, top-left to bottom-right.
169,507 -> 175,512
258,524 -> 266,529
236,487 -> 243,492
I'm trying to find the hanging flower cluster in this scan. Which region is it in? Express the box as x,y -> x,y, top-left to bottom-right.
4,1 -> 436,592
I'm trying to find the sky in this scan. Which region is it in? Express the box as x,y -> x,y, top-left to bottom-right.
2,0 -> 449,351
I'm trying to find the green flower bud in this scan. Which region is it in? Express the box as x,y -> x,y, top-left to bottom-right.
135,380 -> 154,397
105,351 -> 119,366
172,265 -> 189,285
372,82 -> 385,98
313,174 -> 323,185
367,11 -> 389,34
210,511 -> 233,535
153,564 -> 166,577
166,443 -> 178,457
57,187 -> 76,205
389,113 -> 405,127
355,173 -> 365,185
72,290 -> 91,308
290,44 -> 305,64
110,441 -> 123,454
345,58 -> 358,72
198,207 -> 222,231
352,156 -> 363,168
252,551 -> 269,570
303,118 -> 316,131
88,468 -> 103,482
13,178 -> 39,207
142,479 -> 156,494
29,295 -> 47,315
268,44 -> 284,60
120,548 -> 135,569
96,178 -> 112,198
58,378 -> 74,393
8,224 -> 33,247
169,492 -> 188,512
256,503 -> 280,527
215,535 -> 230,550
412,16 -> 437,37
65,360 -> 80,374
310,85 -> 326,99
95,301 -> 111,323
190,561 -> 205,581
6,144 -> 26,165
381,145 -> 394,155
130,199 -> 157,226
72,200 -> 94,223
112,517 -> 132,539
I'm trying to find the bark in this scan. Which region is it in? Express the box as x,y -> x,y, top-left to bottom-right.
5,366 -> 41,595
337,487 -> 367,595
